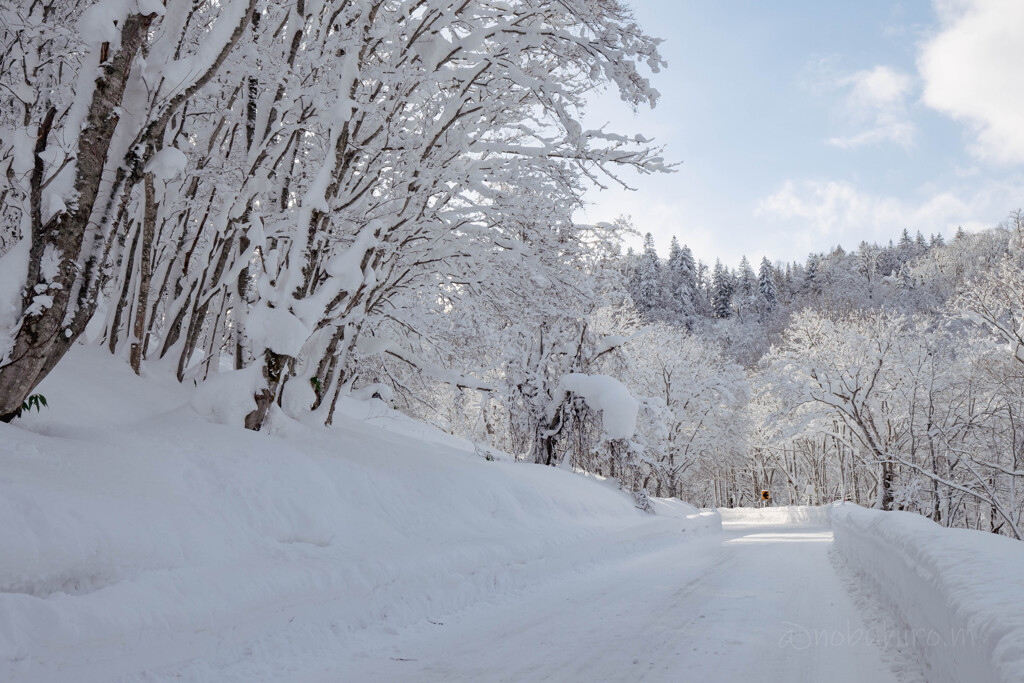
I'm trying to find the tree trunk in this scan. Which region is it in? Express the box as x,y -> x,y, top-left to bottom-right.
107,221 -> 141,354
244,349 -> 293,431
875,461 -> 894,510
130,174 -> 157,374
0,14 -> 154,421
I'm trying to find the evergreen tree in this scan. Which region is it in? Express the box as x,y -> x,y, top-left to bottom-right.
666,237 -> 697,318
898,229 -> 913,249
930,233 -> 945,248
665,237 -> 682,306
758,257 -> 777,309
895,264 -> 913,291
804,255 -> 819,293
680,245 -> 697,291
896,229 -> 915,267
630,232 -> 661,312
666,236 -> 683,274
697,260 -> 711,312
712,260 -> 733,318
738,256 -> 756,297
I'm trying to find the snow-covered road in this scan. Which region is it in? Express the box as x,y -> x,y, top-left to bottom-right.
328,521 -> 900,683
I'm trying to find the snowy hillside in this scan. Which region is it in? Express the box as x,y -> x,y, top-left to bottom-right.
0,348 -> 715,681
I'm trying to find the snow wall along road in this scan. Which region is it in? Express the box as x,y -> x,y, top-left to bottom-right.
830,504 -> 1024,683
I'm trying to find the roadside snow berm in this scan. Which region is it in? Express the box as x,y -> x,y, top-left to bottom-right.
831,503 -> 1024,683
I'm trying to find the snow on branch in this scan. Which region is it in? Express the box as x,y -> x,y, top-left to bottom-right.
553,373 -> 638,441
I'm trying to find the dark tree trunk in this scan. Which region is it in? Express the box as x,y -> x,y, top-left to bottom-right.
244,349 -> 293,431
0,14 -> 154,422
108,222 -> 141,354
129,174 -> 157,374
877,461 -> 894,510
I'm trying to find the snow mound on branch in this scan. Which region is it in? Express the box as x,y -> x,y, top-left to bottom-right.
556,373 -> 638,440
280,375 -> 316,416
246,304 -> 309,357
144,147 -> 187,180
593,334 -> 630,356
78,0 -> 130,45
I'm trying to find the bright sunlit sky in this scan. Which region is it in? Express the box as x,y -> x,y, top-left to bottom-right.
581,0 -> 1024,267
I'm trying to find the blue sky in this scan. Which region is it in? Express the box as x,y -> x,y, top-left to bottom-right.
582,0 -> 1024,267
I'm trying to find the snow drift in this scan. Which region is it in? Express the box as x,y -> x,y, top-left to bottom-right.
831,504 -> 1024,683
0,347 -> 717,681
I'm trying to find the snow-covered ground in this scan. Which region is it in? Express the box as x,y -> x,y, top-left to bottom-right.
2,348 -> 1021,682
0,348 -> 713,681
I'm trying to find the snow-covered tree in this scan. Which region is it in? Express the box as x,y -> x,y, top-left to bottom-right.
665,237 -> 697,320
0,0 -> 258,420
630,233 -> 661,313
711,260 -> 732,319
757,257 -> 777,310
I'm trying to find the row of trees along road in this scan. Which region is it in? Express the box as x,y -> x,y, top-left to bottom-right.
0,0 -> 668,429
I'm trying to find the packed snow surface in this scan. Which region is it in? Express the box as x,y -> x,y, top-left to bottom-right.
333,514 -> 899,683
2,349 -> 1020,681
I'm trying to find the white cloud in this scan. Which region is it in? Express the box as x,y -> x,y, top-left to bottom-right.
756,177 -> 1024,249
919,0 -> 1024,164
578,189 -> 719,262
827,66 -> 915,149
841,66 -> 912,108
584,173 -> 1024,268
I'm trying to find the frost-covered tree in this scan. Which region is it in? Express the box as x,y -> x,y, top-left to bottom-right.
711,260 -> 732,319
737,257 -> 756,297
0,0 -> 671,429
0,0 -> 258,420
665,237 -> 697,320
803,254 -> 819,294
630,233 -> 661,313
757,257 -> 777,310
621,324 -> 749,501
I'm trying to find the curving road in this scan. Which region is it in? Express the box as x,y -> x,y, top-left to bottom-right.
321,518 -> 903,683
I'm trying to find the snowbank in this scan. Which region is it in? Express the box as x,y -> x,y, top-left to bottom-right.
0,347 -> 708,681
650,497 -> 722,532
718,505 -> 831,526
831,504 -> 1024,683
